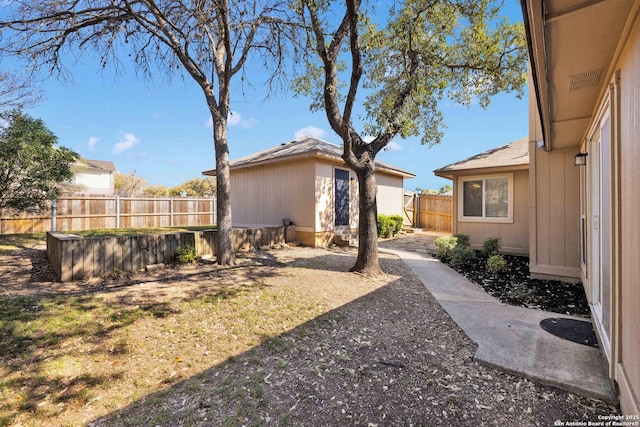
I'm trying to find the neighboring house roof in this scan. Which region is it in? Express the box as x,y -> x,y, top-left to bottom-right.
202,136 -> 415,178
434,137 -> 529,179
74,158 -> 117,172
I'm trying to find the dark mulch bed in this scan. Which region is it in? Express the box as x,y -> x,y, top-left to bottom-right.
438,252 -> 591,318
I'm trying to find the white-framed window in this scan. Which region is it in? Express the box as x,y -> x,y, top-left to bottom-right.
458,174 -> 513,223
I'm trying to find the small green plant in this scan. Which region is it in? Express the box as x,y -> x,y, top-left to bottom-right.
486,254 -> 507,274
377,214 -> 403,238
377,214 -> 392,237
450,246 -> 477,267
507,283 -> 533,300
435,236 -> 458,259
452,233 -> 470,248
175,244 -> 197,264
481,236 -> 501,257
390,214 -> 404,234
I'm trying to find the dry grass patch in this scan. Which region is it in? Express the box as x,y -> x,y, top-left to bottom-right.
0,235 -> 617,426
0,246 -> 397,426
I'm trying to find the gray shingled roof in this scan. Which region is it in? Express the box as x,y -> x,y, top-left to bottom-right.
202,136 -> 415,177
76,158 -> 117,172
434,137 -> 529,178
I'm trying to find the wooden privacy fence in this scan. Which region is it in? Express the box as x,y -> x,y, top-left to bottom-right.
403,193 -> 453,233
0,195 -> 216,234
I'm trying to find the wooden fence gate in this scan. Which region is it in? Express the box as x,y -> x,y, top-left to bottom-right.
403,193 -> 453,233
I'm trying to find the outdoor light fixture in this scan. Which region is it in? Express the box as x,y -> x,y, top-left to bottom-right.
574,152 -> 588,166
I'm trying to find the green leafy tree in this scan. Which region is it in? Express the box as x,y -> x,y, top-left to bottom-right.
142,185 -> 171,197
1,0 -> 298,266
296,0 -> 526,275
172,177 -> 216,197
439,184 -> 452,195
0,109 -> 78,212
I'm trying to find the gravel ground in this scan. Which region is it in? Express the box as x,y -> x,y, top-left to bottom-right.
0,233 -> 619,426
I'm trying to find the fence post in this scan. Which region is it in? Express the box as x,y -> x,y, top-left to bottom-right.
115,196 -> 120,229
170,197 -> 174,227
211,197 -> 216,225
51,199 -> 57,231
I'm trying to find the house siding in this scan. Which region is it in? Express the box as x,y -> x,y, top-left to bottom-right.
376,173 -> 405,218
74,171 -> 114,195
525,0 -> 640,413
230,159 -> 315,229
314,162 -> 336,233
616,13 -> 640,414
528,142 -> 581,280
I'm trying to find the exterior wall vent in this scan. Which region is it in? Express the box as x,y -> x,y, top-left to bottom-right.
568,68 -> 604,92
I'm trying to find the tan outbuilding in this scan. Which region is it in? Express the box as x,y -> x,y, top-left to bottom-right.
203,136 -> 414,247
434,137 -> 530,255
522,0 -> 640,415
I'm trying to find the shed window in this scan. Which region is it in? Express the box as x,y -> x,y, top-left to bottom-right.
459,174 -> 513,223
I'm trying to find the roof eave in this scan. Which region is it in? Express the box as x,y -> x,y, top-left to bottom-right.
521,0 -> 552,152
203,149 -> 414,178
435,163 -> 529,179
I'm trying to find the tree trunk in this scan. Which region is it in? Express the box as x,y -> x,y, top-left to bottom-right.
212,116 -> 236,266
350,165 -> 382,275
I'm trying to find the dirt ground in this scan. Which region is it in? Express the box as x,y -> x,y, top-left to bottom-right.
0,233 -> 618,426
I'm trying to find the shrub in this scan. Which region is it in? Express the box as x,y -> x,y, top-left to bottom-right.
452,233 -> 470,248
486,254 -> 507,274
435,236 -> 458,259
176,244 -> 197,264
390,215 -> 404,234
450,246 -> 477,267
377,214 -> 392,238
481,237 -> 501,257
377,214 -> 403,238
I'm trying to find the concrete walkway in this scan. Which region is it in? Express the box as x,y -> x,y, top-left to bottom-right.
380,246 -> 617,404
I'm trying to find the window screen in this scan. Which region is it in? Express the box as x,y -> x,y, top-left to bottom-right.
485,178 -> 509,218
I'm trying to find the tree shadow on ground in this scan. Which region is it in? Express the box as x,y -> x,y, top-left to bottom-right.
0,242 -> 616,426
0,248 -> 280,426
89,254 -> 614,427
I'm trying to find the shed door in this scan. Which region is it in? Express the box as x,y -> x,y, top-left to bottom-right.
335,169 -> 350,227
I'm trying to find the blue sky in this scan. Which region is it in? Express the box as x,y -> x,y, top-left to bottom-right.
13,1 -> 527,192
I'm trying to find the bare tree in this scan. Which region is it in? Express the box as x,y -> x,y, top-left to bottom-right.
0,70 -> 41,109
0,0 -> 297,265
297,0 -> 527,275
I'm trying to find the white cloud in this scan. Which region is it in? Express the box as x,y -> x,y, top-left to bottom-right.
206,110 -> 257,129
363,135 -> 402,151
385,140 -> 402,151
227,111 -> 242,127
88,136 -> 100,150
295,126 -> 326,139
112,133 -> 141,154
362,135 -> 402,151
